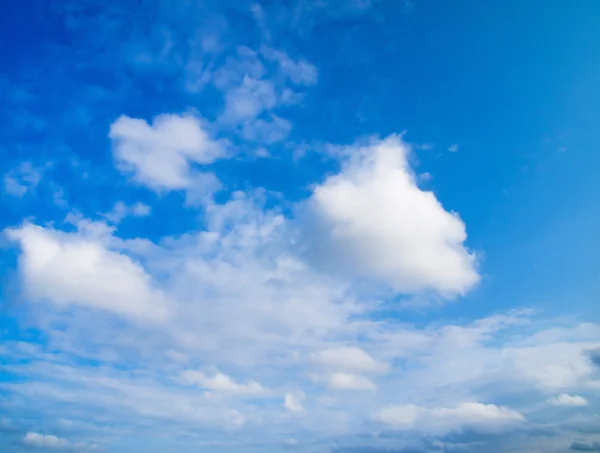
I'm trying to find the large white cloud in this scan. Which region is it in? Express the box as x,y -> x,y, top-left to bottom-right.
109,114 -> 228,191
305,136 -> 479,298
6,223 -> 170,323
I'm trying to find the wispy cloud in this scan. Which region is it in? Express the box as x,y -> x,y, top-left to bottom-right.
3,162 -> 44,197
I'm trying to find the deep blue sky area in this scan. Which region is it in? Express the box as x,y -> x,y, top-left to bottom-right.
1,1 -> 600,453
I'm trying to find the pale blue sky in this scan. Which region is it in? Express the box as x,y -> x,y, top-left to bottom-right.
1,1 -> 600,452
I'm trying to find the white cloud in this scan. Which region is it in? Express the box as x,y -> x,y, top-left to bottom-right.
181,370 -> 267,396
240,114 -> 292,144
370,315 -> 600,403
109,114 -> 228,191
213,47 -> 266,91
548,393 -> 589,407
4,3 -> 600,449
219,76 -> 277,124
6,223 -> 170,323
210,44 -> 313,145
284,392 -> 305,413
510,342 -> 595,390
305,136 -> 479,297
448,143 -> 459,152
4,162 -> 43,197
310,347 -> 388,374
103,201 -> 151,224
377,402 -> 524,433
327,372 -> 377,391
23,432 -> 71,450
8,361 -> 253,429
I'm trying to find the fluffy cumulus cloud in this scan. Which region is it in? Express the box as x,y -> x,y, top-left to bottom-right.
110,114 -> 228,192
6,222 -> 170,322
305,136 -> 479,298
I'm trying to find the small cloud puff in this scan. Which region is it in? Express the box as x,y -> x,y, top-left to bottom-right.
181,370 -> 267,396
548,394 -> 589,407
284,392 -> 305,413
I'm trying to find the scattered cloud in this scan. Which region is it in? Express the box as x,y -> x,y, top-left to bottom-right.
240,114 -> 292,144
261,46 -> 318,85
327,372 -> 377,391
219,77 -> 277,125
284,392 -> 306,413
511,341 -> 597,390
103,201 -> 151,224
23,432 -> 71,450
3,162 -> 44,197
181,370 -> 267,396
414,143 -> 434,151
549,394 -> 589,407
377,402 -> 524,433
1,2 -> 597,452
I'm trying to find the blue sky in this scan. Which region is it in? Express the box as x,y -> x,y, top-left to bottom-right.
1,0 -> 600,452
